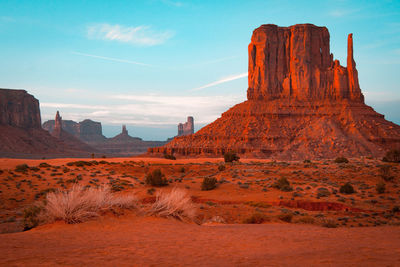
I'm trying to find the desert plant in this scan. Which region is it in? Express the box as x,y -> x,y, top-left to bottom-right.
23,204 -> 44,230
322,219 -> 338,228
44,185 -> 137,224
149,188 -> 196,221
145,169 -> 168,187
224,151 -> 240,163
39,162 -> 51,168
278,213 -> 293,222
163,153 -> 176,160
201,177 -> 217,191
339,182 -> 355,194
15,164 -> 29,172
272,177 -> 293,192
382,149 -> 400,163
376,182 -> 386,194
243,213 -> 269,224
218,164 -> 226,171
334,157 -> 349,163
379,165 -> 394,182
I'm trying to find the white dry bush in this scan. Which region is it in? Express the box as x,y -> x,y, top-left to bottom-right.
149,188 -> 196,221
44,185 -> 137,224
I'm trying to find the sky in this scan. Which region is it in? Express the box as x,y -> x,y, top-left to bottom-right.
0,0 -> 399,140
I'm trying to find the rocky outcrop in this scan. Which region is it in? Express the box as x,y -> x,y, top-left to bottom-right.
178,117 -> 194,136
93,125 -> 167,156
0,89 -> 41,128
43,117 -> 106,142
0,89 -> 96,158
247,24 -> 363,102
149,24 -> 400,160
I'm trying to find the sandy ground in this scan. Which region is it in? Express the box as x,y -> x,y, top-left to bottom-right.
0,157 -> 399,265
1,215 -> 400,266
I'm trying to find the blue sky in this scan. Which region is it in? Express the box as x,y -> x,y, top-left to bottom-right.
0,0 -> 399,140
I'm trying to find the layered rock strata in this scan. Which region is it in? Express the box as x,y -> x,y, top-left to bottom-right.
149,24 -> 400,160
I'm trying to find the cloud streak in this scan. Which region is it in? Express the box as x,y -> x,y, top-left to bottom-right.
40,94 -> 244,126
87,23 -> 174,46
71,51 -> 151,66
191,72 -> 248,91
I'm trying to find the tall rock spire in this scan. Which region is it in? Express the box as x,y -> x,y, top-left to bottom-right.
54,111 -> 62,130
347,33 -> 363,102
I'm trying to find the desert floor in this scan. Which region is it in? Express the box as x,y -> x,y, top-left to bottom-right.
0,157 -> 399,265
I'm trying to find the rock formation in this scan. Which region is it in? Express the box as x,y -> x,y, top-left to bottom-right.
149,24 -> 400,160
178,116 -> 194,136
0,89 -> 95,158
48,111 -> 97,153
43,117 -> 106,142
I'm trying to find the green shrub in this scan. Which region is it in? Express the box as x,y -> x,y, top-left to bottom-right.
339,182 -> 355,194
145,169 -> 168,187
224,151 -> 240,163
272,177 -> 293,192
218,164 -> 226,171
164,153 -> 176,160
201,177 -> 217,191
278,213 -> 293,222
243,213 -> 269,224
382,149 -> 400,163
317,187 -> 331,198
334,157 -> 349,163
23,205 -> 43,230
376,182 -> 386,194
15,164 -> 29,172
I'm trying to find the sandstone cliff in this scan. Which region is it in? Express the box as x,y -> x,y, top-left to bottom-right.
178,116 -> 194,136
0,89 -> 96,158
149,24 -> 400,160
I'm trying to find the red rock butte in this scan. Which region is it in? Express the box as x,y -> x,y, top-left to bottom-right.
149,24 -> 400,160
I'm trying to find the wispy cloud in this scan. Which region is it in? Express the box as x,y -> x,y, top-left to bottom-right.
40,94 -> 245,125
71,51 -> 151,66
87,23 -> 174,46
191,72 -> 248,91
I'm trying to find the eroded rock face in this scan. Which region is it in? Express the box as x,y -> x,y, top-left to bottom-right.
247,24 -> 363,102
149,24 -> 400,160
0,89 -> 41,128
178,116 -> 194,136
0,89 -> 95,158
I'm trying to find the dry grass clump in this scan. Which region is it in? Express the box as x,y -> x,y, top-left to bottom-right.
149,188 -> 196,222
44,185 -> 137,224
243,212 -> 269,224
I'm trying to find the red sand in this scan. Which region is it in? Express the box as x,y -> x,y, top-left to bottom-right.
1,215 -> 399,266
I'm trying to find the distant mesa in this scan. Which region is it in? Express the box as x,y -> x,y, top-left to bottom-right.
43,115 -> 167,156
0,89 -> 95,158
178,116 -> 194,136
149,23 -> 400,160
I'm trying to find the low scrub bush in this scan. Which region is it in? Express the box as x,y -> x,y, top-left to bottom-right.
66,161 -> 92,167
39,162 -> 51,168
145,169 -> 168,187
322,219 -> 338,228
278,213 -> 293,223
218,164 -> 226,171
382,149 -> 400,163
15,164 -> 29,172
339,182 -> 355,194
224,151 -> 240,163
334,157 -> 349,164
163,154 -> 176,160
243,213 -> 269,224
379,165 -> 394,182
272,177 -> 293,192
23,204 -> 44,230
149,188 -> 196,221
376,182 -> 386,194
201,177 -> 217,191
